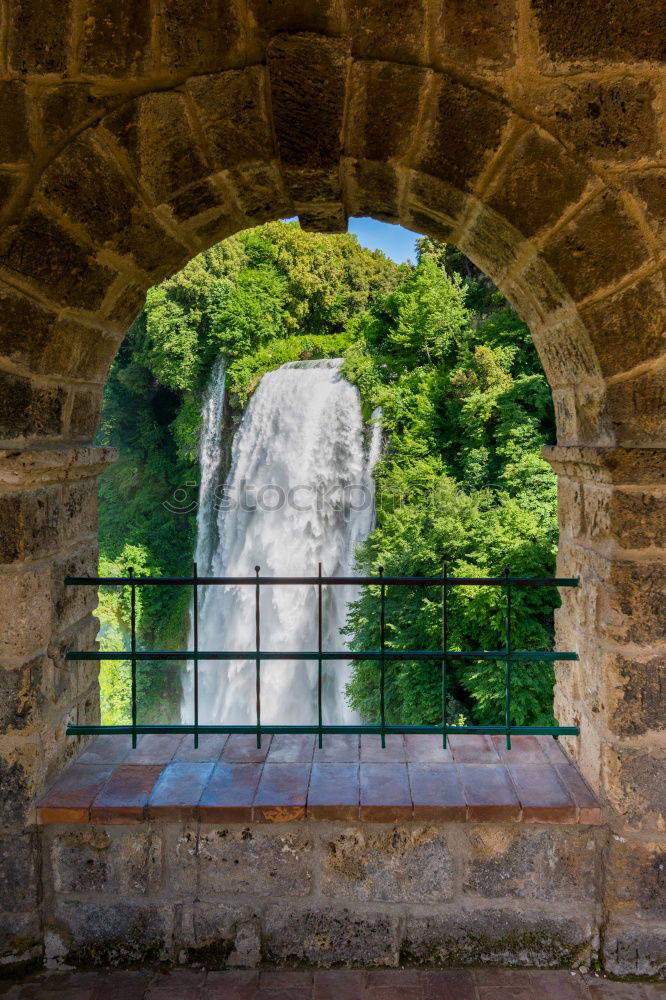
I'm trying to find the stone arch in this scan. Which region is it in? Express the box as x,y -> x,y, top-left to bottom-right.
0,0 -> 664,974
0,45 -> 663,449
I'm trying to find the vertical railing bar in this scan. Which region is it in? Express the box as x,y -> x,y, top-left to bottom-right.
379,566 -> 386,749
504,566 -> 512,751
255,565 -> 261,749
193,561 -> 199,749
441,559 -> 448,750
129,566 -> 137,750
317,562 -> 323,750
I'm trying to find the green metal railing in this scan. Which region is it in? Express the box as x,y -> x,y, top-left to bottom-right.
65,566 -> 579,750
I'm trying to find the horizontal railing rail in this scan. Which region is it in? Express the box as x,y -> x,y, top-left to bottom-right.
66,574 -> 579,587
67,724 -> 579,737
68,649 -> 577,662
65,566 -> 579,750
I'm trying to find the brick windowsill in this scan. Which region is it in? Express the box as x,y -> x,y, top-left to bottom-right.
37,733 -> 602,826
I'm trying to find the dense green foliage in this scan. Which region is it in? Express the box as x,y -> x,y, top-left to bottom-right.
343,237 -> 558,726
97,223 -> 558,727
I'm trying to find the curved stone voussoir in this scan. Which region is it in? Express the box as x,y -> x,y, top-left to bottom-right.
579,268 -> 666,379
185,67 -> 275,172
626,170 -> 666,249
100,93 -> 211,208
345,159 -> 404,222
539,189 -> 653,304
484,127 -> 592,240
267,33 -> 350,204
0,208 -> 117,313
248,0 -> 342,51
414,74 -> 511,193
36,132 -> 192,279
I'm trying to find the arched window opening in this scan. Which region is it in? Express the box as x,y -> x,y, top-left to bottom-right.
91,219 -> 565,742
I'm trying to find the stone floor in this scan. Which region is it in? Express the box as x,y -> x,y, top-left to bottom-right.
37,733 -> 601,825
1,969 -> 664,999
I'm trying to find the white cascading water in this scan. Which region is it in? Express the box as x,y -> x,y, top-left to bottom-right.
183,359 -> 381,726
193,356 -> 227,575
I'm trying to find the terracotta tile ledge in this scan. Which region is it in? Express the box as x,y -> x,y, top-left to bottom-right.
37,734 -> 602,826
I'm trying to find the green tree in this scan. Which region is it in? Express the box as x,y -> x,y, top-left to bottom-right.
363,259 -> 469,366
343,246 -> 559,728
214,266 -> 286,357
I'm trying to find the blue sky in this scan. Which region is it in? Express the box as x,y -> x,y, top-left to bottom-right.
283,216 -> 420,264
348,217 -> 419,264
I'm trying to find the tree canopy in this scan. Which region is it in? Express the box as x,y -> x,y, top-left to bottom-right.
341,238 -> 558,726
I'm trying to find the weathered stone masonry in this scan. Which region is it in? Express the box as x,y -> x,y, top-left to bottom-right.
40,820 -> 604,970
33,733 -> 607,969
0,0 -> 664,975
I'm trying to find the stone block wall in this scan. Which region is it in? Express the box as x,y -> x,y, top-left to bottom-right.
40,820 -> 604,970
545,446 -> 666,976
0,447 -> 115,968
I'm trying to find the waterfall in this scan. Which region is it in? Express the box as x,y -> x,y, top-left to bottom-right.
194,356 -> 226,575
184,359 -> 382,726
180,357 -> 226,719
